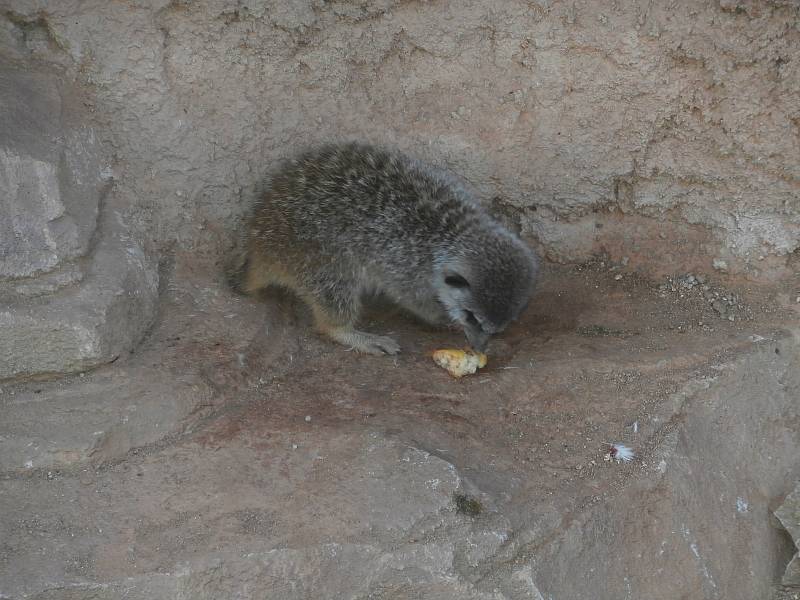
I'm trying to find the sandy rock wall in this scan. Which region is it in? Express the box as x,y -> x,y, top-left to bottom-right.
2,0 -> 798,281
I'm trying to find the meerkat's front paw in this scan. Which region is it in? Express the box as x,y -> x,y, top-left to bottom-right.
328,328 -> 401,355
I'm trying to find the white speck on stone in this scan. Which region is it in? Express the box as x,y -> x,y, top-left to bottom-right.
614,274 -> 623,281
291,444 -> 298,450
24,460 -> 33,469
656,459 -> 667,473
712,259 -> 728,272
681,526 -> 718,589
736,497 -> 749,513
304,415 -> 312,422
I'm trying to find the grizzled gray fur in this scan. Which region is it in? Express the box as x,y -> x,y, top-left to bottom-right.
230,142 -> 539,355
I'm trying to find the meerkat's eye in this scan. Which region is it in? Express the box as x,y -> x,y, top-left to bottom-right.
464,310 -> 479,326
445,274 -> 470,288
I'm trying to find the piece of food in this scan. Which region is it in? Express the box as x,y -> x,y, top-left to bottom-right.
432,349 -> 488,378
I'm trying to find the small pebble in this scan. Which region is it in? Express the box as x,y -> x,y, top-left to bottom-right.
614,274 -> 622,281
304,415 -> 312,422
292,444 -> 298,450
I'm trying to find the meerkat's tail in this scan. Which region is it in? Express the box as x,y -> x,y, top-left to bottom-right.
226,255 -> 249,294
224,231 -> 250,295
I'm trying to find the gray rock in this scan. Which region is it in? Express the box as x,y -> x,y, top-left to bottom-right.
0,149 -> 68,278
0,65 -> 157,380
0,262 -> 797,600
0,367 -> 214,472
1,3 -> 800,598
775,482 -> 800,587
5,263 -> 84,297
0,68 -> 103,280
0,200 -> 158,380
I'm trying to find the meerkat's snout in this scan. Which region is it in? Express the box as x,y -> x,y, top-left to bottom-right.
463,314 -> 491,353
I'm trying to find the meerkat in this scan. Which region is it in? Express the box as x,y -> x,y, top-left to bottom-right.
229,142 -> 539,355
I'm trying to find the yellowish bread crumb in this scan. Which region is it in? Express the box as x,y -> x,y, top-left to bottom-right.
431,349 -> 488,378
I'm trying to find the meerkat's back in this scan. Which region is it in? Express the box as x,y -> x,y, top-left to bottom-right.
253,144 -> 478,265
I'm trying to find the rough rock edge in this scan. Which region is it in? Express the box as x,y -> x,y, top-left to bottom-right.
0,190 -> 159,380
775,481 -> 800,588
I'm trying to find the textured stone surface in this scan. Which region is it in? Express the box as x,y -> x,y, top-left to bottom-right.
2,0 -> 798,281
0,259 -> 797,599
0,64 -> 158,380
776,482 -> 800,587
0,68 -> 103,279
0,368 -> 215,472
0,193 -> 159,379
1,1 -> 799,597
0,149 -> 65,278
3,263 -> 84,297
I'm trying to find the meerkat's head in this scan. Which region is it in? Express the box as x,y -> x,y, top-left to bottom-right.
434,231 -> 539,352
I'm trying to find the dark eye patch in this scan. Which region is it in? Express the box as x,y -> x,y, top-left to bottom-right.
445,274 -> 470,288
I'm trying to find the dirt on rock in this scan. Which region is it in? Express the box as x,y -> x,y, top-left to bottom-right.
1,253 -> 798,599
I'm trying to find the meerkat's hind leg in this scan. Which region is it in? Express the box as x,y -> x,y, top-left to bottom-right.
238,252 -> 290,295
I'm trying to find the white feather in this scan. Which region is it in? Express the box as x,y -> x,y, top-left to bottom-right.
610,443 -> 635,463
